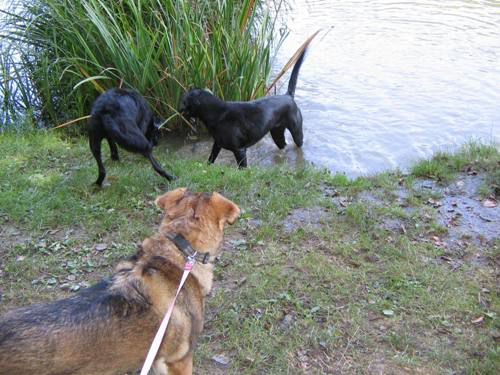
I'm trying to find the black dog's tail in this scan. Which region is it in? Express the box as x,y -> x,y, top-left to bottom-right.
286,47 -> 308,98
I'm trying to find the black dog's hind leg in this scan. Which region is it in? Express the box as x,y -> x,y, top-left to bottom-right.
144,151 -> 176,181
289,124 -> 303,147
270,126 -> 287,149
288,112 -> 304,147
233,149 -> 248,168
107,139 -> 119,161
208,143 -> 222,164
89,134 -> 106,186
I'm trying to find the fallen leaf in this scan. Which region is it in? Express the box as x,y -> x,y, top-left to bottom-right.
465,165 -> 478,175
368,311 -> 382,321
59,283 -> 71,290
423,213 -> 433,221
437,327 -> 452,335
483,198 -> 497,208
479,214 -> 493,222
280,314 -> 293,329
471,316 -> 484,324
237,277 -> 247,287
70,284 -> 81,292
212,354 -> 230,366
426,198 -> 442,208
95,243 -> 107,251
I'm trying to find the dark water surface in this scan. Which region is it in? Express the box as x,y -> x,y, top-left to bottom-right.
170,0 -> 500,176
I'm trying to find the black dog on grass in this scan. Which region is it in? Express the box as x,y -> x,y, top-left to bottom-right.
178,48 -> 308,168
89,88 -> 176,186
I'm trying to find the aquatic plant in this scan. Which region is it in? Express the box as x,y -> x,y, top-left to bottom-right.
0,0 -> 285,130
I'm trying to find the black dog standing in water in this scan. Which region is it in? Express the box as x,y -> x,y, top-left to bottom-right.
89,88 -> 176,186
179,48 -> 308,168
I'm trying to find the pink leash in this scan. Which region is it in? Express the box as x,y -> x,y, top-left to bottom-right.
140,257 -> 195,375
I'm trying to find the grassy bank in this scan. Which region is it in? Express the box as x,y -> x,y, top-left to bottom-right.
0,130 -> 498,374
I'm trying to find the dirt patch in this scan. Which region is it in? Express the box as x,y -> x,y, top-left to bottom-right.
327,173 -> 499,249
281,206 -> 331,233
0,220 -> 88,257
0,222 -> 32,255
435,175 -> 499,244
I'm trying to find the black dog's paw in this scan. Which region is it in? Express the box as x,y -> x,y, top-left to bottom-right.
93,180 -> 111,189
277,141 -> 287,149
91,183 -> 103,193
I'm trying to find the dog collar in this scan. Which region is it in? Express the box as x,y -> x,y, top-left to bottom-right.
164,233 -> 210,264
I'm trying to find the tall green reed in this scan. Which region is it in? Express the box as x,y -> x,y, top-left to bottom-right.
1,0 -> 284,130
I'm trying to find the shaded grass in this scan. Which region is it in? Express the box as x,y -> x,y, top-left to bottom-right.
0,131 -> 498,374
0,130 -> 322,236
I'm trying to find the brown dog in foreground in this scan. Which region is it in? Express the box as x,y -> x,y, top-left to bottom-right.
0,188 -> 240,375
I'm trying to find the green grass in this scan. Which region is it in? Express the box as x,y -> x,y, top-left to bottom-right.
0,130 -> 323,236
0,131 -> 498,374
410,141 -> 499,186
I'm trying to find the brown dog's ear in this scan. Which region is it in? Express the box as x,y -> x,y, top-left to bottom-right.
211,192 -> 240,228
155,187 -> 188,211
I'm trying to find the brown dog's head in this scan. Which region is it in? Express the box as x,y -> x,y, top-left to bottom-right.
155,188 -> 240,258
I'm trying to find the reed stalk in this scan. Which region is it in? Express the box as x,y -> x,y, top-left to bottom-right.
1,0 -> 284,130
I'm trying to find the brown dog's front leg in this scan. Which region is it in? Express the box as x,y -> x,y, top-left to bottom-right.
167,352 -> 193,375
208,143 -> 221,164
151,359 -> 168,375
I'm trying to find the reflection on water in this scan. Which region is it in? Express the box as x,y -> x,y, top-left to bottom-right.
170,0 -> 500,176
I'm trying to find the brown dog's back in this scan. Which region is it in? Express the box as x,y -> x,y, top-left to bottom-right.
0,188 -> 240,375
0,279 -> 157,375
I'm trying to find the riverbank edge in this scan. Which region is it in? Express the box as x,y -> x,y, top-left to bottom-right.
0,131 -> 498,374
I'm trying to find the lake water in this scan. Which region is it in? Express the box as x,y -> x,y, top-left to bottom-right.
174,0 -> 500,176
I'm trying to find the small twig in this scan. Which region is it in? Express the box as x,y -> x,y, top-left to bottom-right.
51,115 -> 91,130
264,29 -> 321,96
340,326 -> 360,370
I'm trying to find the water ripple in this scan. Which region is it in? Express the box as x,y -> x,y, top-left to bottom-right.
271,0 -> 500,176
